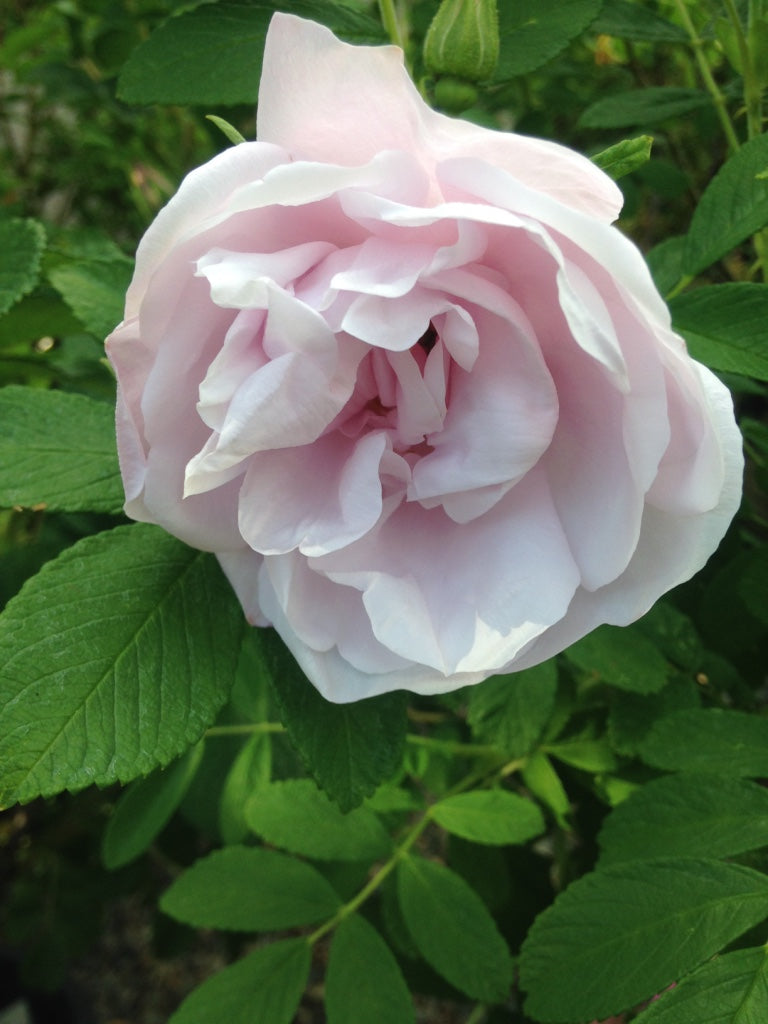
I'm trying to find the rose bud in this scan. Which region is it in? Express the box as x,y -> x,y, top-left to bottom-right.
424,0 -> 500,84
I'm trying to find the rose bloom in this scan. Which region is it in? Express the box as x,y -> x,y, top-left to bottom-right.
106,14 -> 742,702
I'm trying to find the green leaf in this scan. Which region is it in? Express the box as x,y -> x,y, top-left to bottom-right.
579,87 -> 710,129
519,858 -> 768,1023
431,789 -> 545,846
169,938 -> 310,1024
592,1 -> 688,42
546,737 -> 619,772
592,135 -> 653,180
640,709 -> 768,776
635,602 -> 702,672
683,134 -> 768,275
670,283 -> 768,381
467,661 -> 557,757
0,290 -> 82,350
739,546 -> 768,623
365,785 -> 422,814
496,0 -> 603,79
102,743 -> 205,869
0,524 -> 242,806
632,947 -> 768,1024
647,235 -> 686,298
245,778 -> 392,861
607,679 -> 701,758
160,846 -> 340,931
520,751 -> 570,828
325,915 -> 415,1024
259,629 -> 407,812
0,218 -> 46,317
397,854 -> 513,1002
46,255 -> 132,342
118,0 -> 386,105
205,114 -> 247,146
565,623 -> 670,694
0,386 -> 123,514
598,773 -> 768,866
218,732 -> 272,845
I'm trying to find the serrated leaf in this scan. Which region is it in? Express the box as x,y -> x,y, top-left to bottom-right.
592,135 -> 653,180
160,846 -> 340,931
102,743 -> 205,869
431,789 -> 545,846
519,858 -> 768,1023
325,915 -> 414,1024
118,0 -> 386,105
467,661 -> 557,757
683,134 -> 768,275
565,623 -> 669,694
598,773 -> 768,866
218,733 -> 272,845
607,680 -> 701,758
633,946 -> 768,1024
640,709 -> 768,776
0,386 -> 123,514
169,938 -> 310,1024
0,218 -> 46,317
670,283 -> 768,381
245,778 -> 391,861
0,524 -> 242,805
258,628 -> 407,812
496,0 -> 603,79
397,855 -> 513,1002
592,1 -> 688,42
579,87 -> 710,129
47,255 -> 132,341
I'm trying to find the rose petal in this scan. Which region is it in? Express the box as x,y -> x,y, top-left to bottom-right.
312,469 -> 579,675
258,15 -> 622,221
238,431 -> 406,557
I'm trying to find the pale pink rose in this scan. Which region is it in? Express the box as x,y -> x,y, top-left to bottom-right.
106,14 -> 742,702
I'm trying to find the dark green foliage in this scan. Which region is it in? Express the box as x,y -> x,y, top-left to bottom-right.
259,627 -> 408,811
2,2 -> 768,1023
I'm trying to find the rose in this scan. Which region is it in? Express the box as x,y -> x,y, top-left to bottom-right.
106,14 -> 742,703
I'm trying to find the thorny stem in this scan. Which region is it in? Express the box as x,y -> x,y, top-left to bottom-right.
305,761 -> 520,947
406,734 -> 503,758
205,721 -> 506,760
305,807 -> 431,945
378,0 -> 407,50
204,722 -> 285,737
723,0 -> 768,278
724,0 -> 765,139
671,0 -> 741,153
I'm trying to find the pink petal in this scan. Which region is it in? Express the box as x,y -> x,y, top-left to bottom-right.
238,431 -> 404,556
258,15 -> 622,221
313,469 -> 579,675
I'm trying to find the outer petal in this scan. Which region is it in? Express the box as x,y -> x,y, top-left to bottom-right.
511,364 -> 743,671
258,14 -> 622,221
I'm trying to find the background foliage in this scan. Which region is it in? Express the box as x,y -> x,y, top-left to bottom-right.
2,1 -> 768,1022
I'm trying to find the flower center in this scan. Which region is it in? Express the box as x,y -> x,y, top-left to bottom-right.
417,321 -> 438,355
